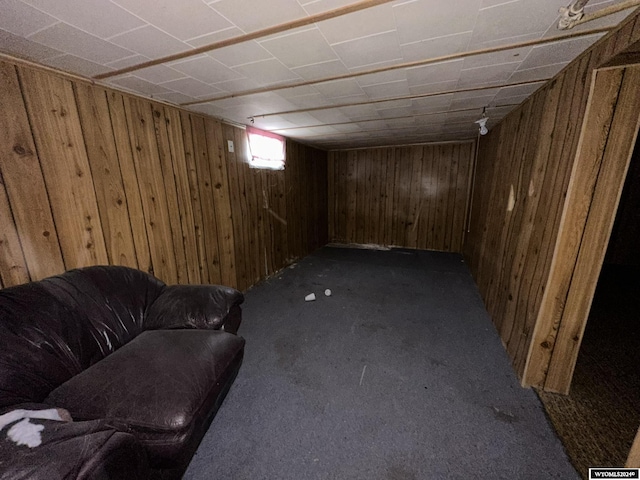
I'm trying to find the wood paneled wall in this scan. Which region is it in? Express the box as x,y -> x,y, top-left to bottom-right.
0,59 -> 327,291
328,143 -> 474,252
463,10 -> 640,383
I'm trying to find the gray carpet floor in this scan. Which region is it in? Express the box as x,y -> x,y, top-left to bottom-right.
184,246 -> 578,480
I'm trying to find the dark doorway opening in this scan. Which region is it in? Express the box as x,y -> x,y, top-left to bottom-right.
539,131 -> 640,477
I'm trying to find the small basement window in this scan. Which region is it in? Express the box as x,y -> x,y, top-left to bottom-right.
247,126 -> 285,170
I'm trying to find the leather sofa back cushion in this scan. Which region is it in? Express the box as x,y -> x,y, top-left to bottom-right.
44,330 -> 245,433
0,267 -> 165,409
144,285 -> 244,330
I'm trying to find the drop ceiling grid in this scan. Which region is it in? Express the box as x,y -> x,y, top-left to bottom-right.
0,0 -> 635,148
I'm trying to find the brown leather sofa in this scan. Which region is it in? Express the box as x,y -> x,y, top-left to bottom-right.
0,266 -> 245,479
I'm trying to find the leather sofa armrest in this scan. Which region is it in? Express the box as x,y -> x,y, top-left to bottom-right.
143,285 -> 244,333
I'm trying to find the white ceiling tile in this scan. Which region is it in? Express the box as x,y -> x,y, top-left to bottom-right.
108,75 -> 171,95
213,77 -> 263,93
154,91 -> 197,105
22,0 -> 145,39
416,112 -> 448,124
328,123 -> 362,134
28,22 -> 133,63
105,54 -> 149,68
356,70 -> 407,88
300,0 -> 356,14
361,80 -> 410,100
253,116 -> 299,130
0,0 -> 57,37
291,59 -> 349,80
283,94 -> 330,109
211,0 -> 307,32
110,25 -> 190,59
376,106 -> 413,118
260,28 -> 337,69
481,0 -> 519,7
453,87 -> 500,100
356,120 -> 389,130
393,0 -> 481,45
43,54 -> 112,76
508,61 -> 568,83
317,3 -> 396,45
338,104 -> 381,121
232,58 -> 300,86
112,0 -> 231,41
400,31 -> 473,63
134,64 -> 185,84
276,112 -> 320,126
385,117 -> 417,129
277,85 -> 320,98
493,94 -> 528,106
315,79 -> 364,99
406,59 -> 463,87
518,34 -> 603,71
209,42 -> 273,68
471,0 -> 565,44
327,93 -> 368,105
457,62 -> 520,88
309,110 -> 351,124
188,104 -> 227,118
159,77 -> 222,98
375,98 -> 413,111
187,27 -> 244,47
0,27 -> 62,60
409,80 -> 459,96
331,30 -> 402,69
493,82 -> 540,101
450,94 -> 495,110
462,45 -> 532,70
170,55 -> 244,84
411,94 -> 453,111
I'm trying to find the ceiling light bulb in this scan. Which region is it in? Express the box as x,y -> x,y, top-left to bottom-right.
475,116 -> 489,136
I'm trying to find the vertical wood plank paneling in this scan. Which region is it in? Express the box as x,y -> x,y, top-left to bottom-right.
19,66 -> 108,270
180,111 -> 209,284
1,57 -> 328,291
0,61 -> 64,281
124,97 -> 177,283
105,91 -> 152,274
328,153 -> 336,241
151,103 -> 189,284
463,7 -> 640,386
327,143 -> 474,252
0,179 -> 29,286
541,66 -> 640,393
191,115 -> 222,285
237,129 -> 261,284
163,108 -> 200,284
345,152 -> 357,243
74,83 -> 138,269
383,149 -> 397,248
205,118 -> 237,288
406,148 -> 423,248
223,123 -> 248,290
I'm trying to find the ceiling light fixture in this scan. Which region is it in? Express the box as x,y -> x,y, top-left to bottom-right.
475,107 -> 489,136
558,0 -> 590,29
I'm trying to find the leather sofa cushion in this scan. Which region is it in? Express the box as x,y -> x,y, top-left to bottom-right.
44,330 -> 244,464
0,266 -> 165,409
144,285 -> 244,331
